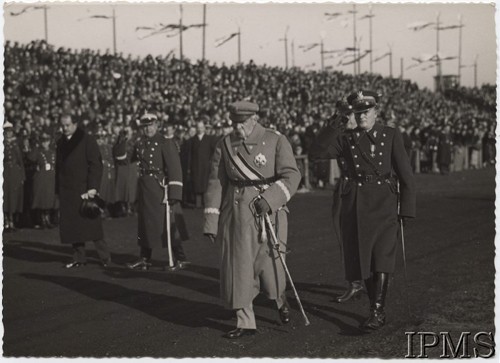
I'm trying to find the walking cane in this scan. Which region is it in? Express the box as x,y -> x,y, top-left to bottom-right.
264,214 -> 310,326
160,179 -> 174,268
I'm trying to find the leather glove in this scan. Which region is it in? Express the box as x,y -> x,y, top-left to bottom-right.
81,189 -> 97,199
254,198 -> 271,216
204,233 -> 216,244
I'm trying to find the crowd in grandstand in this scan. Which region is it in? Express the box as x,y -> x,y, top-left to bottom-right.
3,39 -> 496,229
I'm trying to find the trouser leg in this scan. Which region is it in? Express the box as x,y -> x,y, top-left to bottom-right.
236,304 -> 257,330
93,239 -> 111,262
72,243 -> 87,263
140,246 -> 152,260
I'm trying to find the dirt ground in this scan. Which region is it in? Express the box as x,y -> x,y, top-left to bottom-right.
2,167 -> 496,358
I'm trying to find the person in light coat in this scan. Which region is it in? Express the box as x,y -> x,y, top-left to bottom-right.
204,101 -> 301,339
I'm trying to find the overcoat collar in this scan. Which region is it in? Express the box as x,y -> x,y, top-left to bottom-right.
57,127 -> 85,161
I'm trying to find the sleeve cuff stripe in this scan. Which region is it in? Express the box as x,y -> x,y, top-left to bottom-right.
204,208 -> 220,215
115,154 -> 127,160
168,181 -> 183,187
276,180 -> 291,202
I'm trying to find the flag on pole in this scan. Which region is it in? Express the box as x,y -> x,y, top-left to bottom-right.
436,24 -> 464,31
78,14 -> 113,21
324,12 -> 342,21
214,32 -> 238,47
359,14 -> 375,20
338,50 -> 370,66
9,5 -> 45,16
298,43 -> 320,52
407,21 -> 435,31
373,52 -> 390,63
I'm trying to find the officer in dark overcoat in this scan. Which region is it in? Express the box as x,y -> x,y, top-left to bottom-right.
56,115 -> 111,268
125,113 -> 185,271
3,121 -> 25,231
310,91 -> 416,331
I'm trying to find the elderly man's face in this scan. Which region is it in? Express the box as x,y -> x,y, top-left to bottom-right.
354,108 -> 377,131
142,121 -> 159,138
233,116 -> 256,140
61,116 -> 78,137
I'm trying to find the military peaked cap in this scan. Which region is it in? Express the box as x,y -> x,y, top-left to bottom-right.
228,101 -> 259,123
351,90 -> 381,113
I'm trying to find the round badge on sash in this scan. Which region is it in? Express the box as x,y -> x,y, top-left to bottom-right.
45,163 -> 51,171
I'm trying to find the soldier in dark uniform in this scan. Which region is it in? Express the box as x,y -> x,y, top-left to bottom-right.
309,91 -> 416,331
113,127 -> 138,216
3,121 -> 25,231
27,133 -> 57,228
437,125 -> 453,175
203,101 -> 301,339
125,113 -> 186,271
321,95 -> 367,304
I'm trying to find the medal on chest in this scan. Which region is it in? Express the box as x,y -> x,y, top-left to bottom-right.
254,153 -> 267,168
370,143 -> 376,158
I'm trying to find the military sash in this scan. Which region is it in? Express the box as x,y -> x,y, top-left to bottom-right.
223,136 -> 265,181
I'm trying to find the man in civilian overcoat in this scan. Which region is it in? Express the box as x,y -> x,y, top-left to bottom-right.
56,115 -> 111,268
203,101 -> 301,339
189,118 -> 218,208
309,91 -> 416,331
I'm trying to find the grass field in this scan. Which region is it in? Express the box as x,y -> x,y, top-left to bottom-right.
2,167 -> 496,358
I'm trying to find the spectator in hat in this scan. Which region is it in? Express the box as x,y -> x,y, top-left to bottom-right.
3,121 -> 25,231
310,90 -> 416,332
204,100 -> 301,339
56,114 -> 112,268
188,116 -> 218,208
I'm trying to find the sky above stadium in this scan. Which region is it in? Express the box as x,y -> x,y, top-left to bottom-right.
3,1 -> 496,90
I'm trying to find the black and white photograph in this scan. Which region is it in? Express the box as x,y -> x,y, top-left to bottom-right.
1,0 -> 497,359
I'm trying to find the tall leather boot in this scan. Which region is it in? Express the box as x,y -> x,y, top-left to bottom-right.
335,280 -> 364,303
361,272 -> 389,331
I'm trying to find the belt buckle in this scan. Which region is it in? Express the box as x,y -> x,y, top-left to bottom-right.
365,175 -> 374,183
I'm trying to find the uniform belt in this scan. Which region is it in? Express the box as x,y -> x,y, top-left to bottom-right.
140,169 -> 165,178
347,173 -> 393,184
229,176 -> 278,188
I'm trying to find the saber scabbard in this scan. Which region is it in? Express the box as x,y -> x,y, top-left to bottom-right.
264,214 -> 310,326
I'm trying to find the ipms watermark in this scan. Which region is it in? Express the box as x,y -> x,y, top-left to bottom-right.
405,332 -> 495,358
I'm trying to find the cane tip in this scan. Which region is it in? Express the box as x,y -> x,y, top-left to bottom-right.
304,320 -> 311,326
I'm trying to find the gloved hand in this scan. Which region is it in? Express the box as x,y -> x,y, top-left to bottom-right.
81,189 -> 97,199
204,233 -> 216,244
254,198 -> 271,216
168,199 -> 179,206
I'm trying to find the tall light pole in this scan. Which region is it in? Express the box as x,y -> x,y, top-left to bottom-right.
112,7 -> 117,54
43,5 -> 48,42
369,5 -> 373,73
388,45 -> 393,78
458,14 -> 463,85
474,54 -> 478,88
436,11 -> 442,91
352,4 -> 357,76
202,4 -> 207,61
179,5 -> 184,60
400,57 -> 404,79
237,27 -> 241,63
291,39 -> 295,67
320,30 -> 326,71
